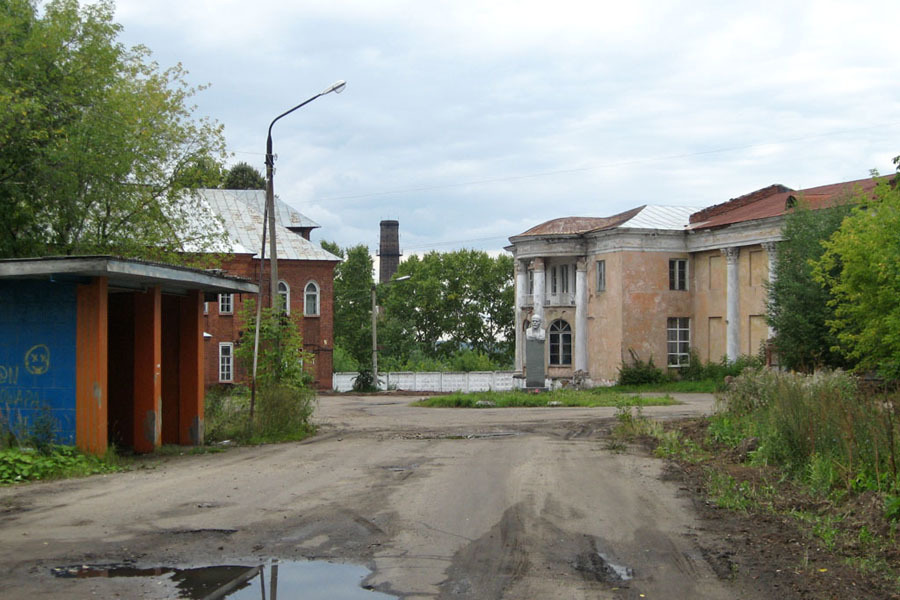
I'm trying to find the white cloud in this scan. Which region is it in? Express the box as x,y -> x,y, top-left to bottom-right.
98,0 -> 900,253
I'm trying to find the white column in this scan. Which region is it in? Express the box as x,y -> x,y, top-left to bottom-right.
723,247 -> 740,361
763,241 -> 778,338
532,258 -> 545,325
514,260 -> 528,371
574,259 -> 588,372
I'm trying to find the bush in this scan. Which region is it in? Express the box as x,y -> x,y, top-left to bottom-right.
618,350 -> 665,385
0,445 -> 120,484
352,369 -> 377,392
717,369 -> 900,494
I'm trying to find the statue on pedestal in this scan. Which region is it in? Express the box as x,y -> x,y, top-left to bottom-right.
525,314 -> 546,389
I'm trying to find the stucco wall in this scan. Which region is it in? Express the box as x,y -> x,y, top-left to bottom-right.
585,251 -> 624,383
0,280 -> 78,444
618,251 -> 693,372
692,250 -> 727,363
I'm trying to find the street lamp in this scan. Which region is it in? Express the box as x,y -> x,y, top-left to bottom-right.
250,80 -> 346,421
372,275 -> 411,390
264,79 -> 346,307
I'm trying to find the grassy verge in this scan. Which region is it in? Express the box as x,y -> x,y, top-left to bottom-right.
596,380 -> 718,394
412,389 -> 680,408
625,368 -> 900,594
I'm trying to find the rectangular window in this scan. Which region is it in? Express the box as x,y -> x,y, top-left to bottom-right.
596,260 -> 606,292
667,317 -> 690,367
527,270 -> 534,295
550,266 -> 558,294
219,342 -> 234,382
218,293 -> 233,315
560,265 -> 570,294
669,259 -> 688,291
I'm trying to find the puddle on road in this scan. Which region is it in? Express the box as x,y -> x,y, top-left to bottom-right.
52,559 -> 396,599
573,550 -> 634,584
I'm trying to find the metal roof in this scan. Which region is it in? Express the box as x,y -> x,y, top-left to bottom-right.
688,177 -> 886,230
619,205 -> 704,230
193,189 -> 339,262
512,205 -> 701,240
0,256 -> 258,295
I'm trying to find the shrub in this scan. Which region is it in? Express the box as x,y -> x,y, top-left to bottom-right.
618,350 -> 665,385
352,369 -> 377,392
717,369 -> 900,494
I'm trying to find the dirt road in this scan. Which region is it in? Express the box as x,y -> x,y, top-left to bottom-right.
0,394 -> 766,599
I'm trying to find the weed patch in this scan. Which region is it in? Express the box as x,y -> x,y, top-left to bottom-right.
0,445 -> 121,484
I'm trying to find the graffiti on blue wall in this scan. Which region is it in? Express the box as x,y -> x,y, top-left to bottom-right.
0,280 -> 78,445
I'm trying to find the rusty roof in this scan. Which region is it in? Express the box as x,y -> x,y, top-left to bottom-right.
516,206 -> 646,237
689,177 -> 888,230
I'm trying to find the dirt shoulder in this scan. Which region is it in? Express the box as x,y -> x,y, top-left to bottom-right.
0,393 -> 883,598
663,418 -> 900,600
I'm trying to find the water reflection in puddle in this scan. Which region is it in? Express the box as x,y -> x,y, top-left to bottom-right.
52,560 -> 396,599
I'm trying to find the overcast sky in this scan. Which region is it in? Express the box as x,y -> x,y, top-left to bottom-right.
110,0 -> 900,255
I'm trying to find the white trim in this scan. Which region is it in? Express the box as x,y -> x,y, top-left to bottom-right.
218,342 -> 234,382
667,317 -> 690,367
304,281 -> 320,317
277,280 -> 291,315
218,293 -> 233,315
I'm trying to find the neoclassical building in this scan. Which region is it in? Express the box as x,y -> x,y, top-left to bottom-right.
506,176 -> 881,385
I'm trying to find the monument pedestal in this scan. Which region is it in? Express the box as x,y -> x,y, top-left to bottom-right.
525,338 -> 547,392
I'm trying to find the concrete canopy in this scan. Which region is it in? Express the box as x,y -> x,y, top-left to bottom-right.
0,255 -> 257,296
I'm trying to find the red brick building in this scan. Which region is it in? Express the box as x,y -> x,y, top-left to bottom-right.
196,190 -> 340,390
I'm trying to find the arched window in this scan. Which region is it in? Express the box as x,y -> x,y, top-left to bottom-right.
277,280 -> 290,314
549,320 -> 572,366
304,281 -> 320,316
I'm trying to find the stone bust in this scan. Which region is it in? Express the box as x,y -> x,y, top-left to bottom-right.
526,314 -> 546,341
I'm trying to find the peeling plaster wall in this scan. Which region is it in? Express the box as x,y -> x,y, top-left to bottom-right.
692,250 -> 727,363
619,251 -> 693,372
586,251 -> 624,383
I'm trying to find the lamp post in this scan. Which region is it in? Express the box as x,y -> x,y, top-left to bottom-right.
264,79 -> 346,307
250,79 -> 346,421
372,275 -> 410,390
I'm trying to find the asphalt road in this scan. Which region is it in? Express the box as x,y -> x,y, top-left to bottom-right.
0,393 -> 765,599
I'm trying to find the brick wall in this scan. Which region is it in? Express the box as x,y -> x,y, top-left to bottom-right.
203,255 -> 337,390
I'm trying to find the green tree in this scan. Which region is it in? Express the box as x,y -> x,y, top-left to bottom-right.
0,0 -> 227,261
222,161 -> 266,190
767,198 -> 853,372
322,241 -> 374,368
813,178 -> 900,377
380,249 -> 514,365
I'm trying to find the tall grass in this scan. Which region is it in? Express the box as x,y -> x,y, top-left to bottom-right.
205,384 -> 315,444
716,369 -> 899,494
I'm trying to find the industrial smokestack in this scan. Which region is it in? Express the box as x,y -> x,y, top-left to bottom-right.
379,220 -> 401,283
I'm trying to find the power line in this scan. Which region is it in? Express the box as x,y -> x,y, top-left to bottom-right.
313,121 -> 900,202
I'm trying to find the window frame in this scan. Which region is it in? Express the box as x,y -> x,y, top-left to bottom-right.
218,342 -> 234,382
596,259 -> 606,292
304,281 -> 320,317
669,259 -> 688,291
548,319 -> 573,366
667,317 -> 691,367
277,280 -> 291,315
218,293 -> 234,315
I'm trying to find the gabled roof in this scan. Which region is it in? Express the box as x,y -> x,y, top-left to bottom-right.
193,189 -> 339,262
513,205 -> 702,239
689,177 -> 887,230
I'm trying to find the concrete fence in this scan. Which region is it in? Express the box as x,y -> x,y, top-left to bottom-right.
332,371 -> 526,393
